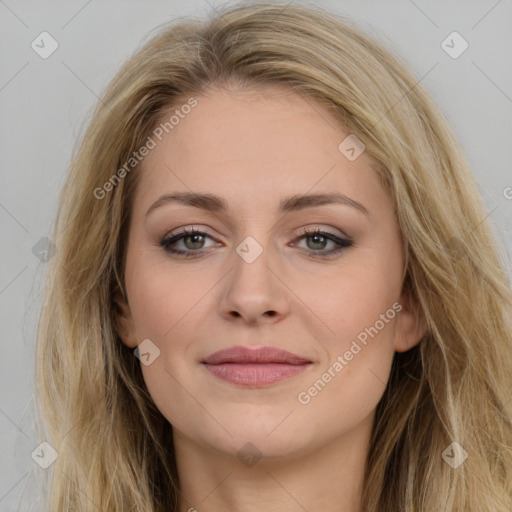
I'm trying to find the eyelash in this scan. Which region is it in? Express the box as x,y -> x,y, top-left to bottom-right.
159,226 -> 353,259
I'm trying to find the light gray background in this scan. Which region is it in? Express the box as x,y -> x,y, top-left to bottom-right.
1,0 -> 511,509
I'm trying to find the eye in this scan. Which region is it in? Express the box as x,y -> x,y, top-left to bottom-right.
160,227 -> 218,258
159,225 -> 353,259
292,226 -> 353,257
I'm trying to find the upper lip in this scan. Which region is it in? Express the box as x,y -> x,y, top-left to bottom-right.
202,346 -> 311,365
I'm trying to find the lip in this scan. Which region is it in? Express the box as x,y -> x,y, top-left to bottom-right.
202,346 -> 311,365
201,346 -> 313,387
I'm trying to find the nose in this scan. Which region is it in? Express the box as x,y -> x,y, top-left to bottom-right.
218,242 -> 290,324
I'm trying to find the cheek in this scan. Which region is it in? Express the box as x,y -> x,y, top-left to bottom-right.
296,348 -> 394,441
126,257 -> 207,417
297,308 -> 398,429
140,363 -> 201,433
305,260 -> 400,339
305,259 -> 400,395
126,254 -> 202,341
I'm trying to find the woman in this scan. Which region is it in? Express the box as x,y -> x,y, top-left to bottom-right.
35,1 -> 512,511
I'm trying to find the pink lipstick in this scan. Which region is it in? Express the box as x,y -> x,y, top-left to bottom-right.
201,346 -> 312,387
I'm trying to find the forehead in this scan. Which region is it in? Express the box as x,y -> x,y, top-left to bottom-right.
132,85 -> 387,218
163,85 -> 345,161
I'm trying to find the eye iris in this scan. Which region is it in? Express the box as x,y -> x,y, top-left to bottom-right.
184,234 -> 205,249
307,234 -> 327,250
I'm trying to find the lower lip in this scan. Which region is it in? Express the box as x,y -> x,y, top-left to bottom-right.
203,362 -> 312,387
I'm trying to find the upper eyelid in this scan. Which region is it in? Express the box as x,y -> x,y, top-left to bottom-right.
163,224 -> 349,239
163,226 -> 215,240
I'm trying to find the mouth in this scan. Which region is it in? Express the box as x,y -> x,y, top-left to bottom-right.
201,345 -> 313,387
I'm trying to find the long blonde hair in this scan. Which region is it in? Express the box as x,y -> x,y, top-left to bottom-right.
34,1 -> 512,510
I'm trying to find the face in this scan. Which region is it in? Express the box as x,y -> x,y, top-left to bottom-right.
117,85 -> 424,461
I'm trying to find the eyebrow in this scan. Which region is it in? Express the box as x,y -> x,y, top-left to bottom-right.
145,191 -> 370,218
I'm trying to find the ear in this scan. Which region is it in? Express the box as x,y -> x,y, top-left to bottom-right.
393,283 -> 426,353
112,290 -> 138,349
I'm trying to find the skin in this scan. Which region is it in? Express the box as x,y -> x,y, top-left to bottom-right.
116,84 -> 425,512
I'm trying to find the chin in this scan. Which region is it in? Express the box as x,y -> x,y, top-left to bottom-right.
203,409 -> 316,460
